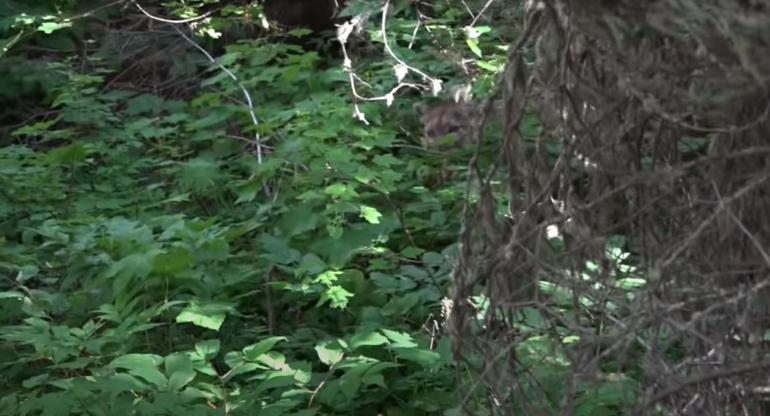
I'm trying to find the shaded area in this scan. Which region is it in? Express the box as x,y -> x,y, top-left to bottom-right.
450,1 -> 770,414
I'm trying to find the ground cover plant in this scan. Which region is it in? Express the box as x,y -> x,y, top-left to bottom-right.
0,1 -> 511,414
3,1 -> 769,415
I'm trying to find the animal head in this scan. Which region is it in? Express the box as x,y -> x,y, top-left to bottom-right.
415,101 -> 483,149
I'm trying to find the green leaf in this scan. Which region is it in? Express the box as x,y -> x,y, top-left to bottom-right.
198,237 -> 230,261
106,249 -> 160,295
324,182 -> 358,199
349,330 -> 389,349
325,182 -> 347,197
401,247 -> 423,259
315,342 -> 344,366
39,392 -> 75,415
361,362 -> 399,386
318,286 -> 354,309
102,374 -> 148,394
48,142 -> 89,165
252,375 -> 296,396
616,277 -> 646,290
255,351 -> 288,370
338,360 -> 398,401
381,329 -> 418,348
315,270 -> 341,285
382,291 -> 422,315
152,247 -> 193,275
421,251 -> 445,267
176,301 -> 232,331
195,339 -> 221,359
109,354 -> 167,387
372,154 -> 402,167
22,374 -> 49,389
222,351 -> 261,380
165,353 -> 195,392
476,60 -> 502,72
0,291 -> 25,300
466,38 -> 482,57
338,370 -> 363,401
38,20 -> 72,34
178,157 -> 223,192
678,136 -> 710,153
392,347 -> 440,368
259,234 -> 301,265
299,253 -> 327,275
18,265 -> 39,280
326,214 -> 344,239
235,177 -> 262,203
125,94 -> 165,115
359,205 -> 382,224
278,204 -> 320,237
186,109 -> 229,130
110,353 -> 164,369
243,336 -> 287,361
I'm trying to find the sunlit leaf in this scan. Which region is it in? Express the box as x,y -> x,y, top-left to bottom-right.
176,301 -> 232,331
37,20 -> 71,34
359,205 -> 382,224
318,286 -> 354,309
242,337 -> 287,362
616,277 -> 646,290
466,38 -> 483,57
315,342 -> 344,366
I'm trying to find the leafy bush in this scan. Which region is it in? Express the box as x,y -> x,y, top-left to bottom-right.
0,2 -> 490,414
0,1 -> 652,415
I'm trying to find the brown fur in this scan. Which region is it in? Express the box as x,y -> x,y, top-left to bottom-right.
417,102 -> 483,149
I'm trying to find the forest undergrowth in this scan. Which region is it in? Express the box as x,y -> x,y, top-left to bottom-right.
2,1 -> 769,415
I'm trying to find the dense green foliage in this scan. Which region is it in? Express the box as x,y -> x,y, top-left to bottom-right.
0,2 -> 483,414
0,1 -> 646,415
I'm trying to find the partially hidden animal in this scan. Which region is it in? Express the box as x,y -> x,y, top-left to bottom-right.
416,101 -> 484,149
263,0 -> 345,32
